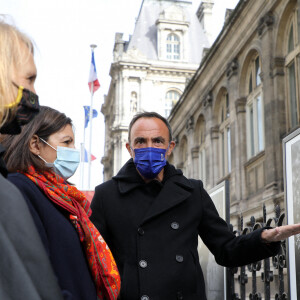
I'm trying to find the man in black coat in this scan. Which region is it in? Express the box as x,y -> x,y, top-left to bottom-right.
90,112 -> 300,300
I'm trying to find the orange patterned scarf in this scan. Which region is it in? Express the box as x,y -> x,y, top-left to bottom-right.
23,166 -> 120,300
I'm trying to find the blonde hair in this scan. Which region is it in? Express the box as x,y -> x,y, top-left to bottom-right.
0,16 -> 34,127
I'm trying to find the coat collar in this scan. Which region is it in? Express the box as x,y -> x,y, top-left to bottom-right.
141,177 -> 193,225
113,159 -> 145,194
113,159 -> 194,224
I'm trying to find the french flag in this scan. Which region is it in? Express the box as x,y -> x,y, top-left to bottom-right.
84,148 -> 96,162
88,51 -> 100,93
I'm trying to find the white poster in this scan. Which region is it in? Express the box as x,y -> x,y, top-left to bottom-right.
198,180 -> 229,300
283,128 -> 300,299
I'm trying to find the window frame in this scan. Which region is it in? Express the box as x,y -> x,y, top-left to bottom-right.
165,90 -> 181,117
285,8 -> 300,130
166,33 -> 181,60
246,54 -> 265,159
219,91 -> 231,177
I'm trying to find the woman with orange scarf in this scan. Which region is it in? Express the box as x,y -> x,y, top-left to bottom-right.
2,106 -> 120,300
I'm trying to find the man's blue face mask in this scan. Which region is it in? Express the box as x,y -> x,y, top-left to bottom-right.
132,146 -> 169,179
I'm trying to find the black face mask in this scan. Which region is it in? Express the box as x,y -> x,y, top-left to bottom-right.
0,85 -> 40,135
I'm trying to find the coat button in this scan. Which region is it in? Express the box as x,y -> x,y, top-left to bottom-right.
138,227 -> 145,235
141,295 -> 150,300
139,260 -> 148,268
171,222 -> 179,230
176,255 -> 184,263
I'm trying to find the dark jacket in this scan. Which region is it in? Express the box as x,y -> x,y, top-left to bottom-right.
90,160 -> 280,300
0,145 -> 63,300
7,172 -> 97,300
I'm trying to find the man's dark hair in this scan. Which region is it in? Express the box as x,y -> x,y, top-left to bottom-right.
2,106 -> 72,173
128,111 -> 173,143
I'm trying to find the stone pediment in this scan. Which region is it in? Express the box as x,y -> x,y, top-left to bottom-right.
123,47 -> 147,61
159,5 -> 186,22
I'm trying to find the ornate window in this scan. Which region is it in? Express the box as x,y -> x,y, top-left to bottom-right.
285,8 -> 300,130
219,92 -> 231,177
246,54 -> 264,159
165,90 -> 180,117
166,33 -> 180,60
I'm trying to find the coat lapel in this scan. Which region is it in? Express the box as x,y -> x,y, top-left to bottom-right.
140,176 -> 194,225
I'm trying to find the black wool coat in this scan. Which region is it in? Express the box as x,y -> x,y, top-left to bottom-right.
90,160 -> 279,300
0,145 -> 63,300
7,173 -> 97,300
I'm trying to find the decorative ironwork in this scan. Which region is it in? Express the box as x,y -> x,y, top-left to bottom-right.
228,205 -> 287,299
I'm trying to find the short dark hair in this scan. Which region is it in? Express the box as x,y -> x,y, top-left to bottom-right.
128,111 -> 173,144
2,106 -> 72,173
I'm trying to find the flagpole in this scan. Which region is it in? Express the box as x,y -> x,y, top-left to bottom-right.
80,142 -> 85,189
88,44 -> 97,190
80,111 -> 87,190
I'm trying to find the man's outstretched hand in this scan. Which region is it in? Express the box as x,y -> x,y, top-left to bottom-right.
261,224 -> 300,243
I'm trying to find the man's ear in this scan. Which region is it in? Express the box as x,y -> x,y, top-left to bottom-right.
166,141 -> 176,156
126,142 -> 133,157
29,135 -> 41,155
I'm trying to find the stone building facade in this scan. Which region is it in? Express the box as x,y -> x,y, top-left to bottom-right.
168,1 -> 299,296
101,0 -> 212,180
169,0 -> 300,231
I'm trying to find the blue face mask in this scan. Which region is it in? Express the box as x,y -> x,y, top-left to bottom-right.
38,138 -> 80,180
133,147 -> 168,179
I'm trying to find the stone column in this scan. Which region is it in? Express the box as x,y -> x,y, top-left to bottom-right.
226,58 -> 239,204
257,12 -> 280,199
210,125 -> 219,187
191,146 -> 200,179
203,92 -> 213,190
186,116 -> 194,178
234,98 -> 247,203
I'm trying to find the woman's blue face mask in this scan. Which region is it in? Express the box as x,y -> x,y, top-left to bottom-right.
132,146 -> 169,179
38,138 -> 80,180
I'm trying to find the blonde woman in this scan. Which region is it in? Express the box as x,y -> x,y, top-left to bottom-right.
0,18 -> 63,300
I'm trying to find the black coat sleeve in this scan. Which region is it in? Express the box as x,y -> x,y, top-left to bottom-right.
90,185 -> 109,243
197,181 -> 280,267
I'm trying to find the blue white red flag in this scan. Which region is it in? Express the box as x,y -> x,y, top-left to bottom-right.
88,51 -> 100,93
83,106 -> 98,128
84,148 -> 97,162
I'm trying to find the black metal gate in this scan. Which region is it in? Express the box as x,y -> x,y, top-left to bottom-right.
228,205 -> 288,300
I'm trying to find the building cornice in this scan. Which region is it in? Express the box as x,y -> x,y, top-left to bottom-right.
111,60 -> 198,76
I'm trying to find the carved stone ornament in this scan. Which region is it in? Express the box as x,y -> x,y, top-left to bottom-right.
235,97 -> 247,114
186,116 -> 194,131
226,58 -> 239,78
203,92 -> 213,108
210,125 -> 219,139
257,12 -> 274,36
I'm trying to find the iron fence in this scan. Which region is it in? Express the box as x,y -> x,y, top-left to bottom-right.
228,205 -> 288,300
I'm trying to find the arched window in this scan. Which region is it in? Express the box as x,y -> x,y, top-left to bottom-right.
285,8 -> 300,130
219,91 -> 231,177
166,33 -> 180,60
246,54 -> 264,159
165,90 -> 180,117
